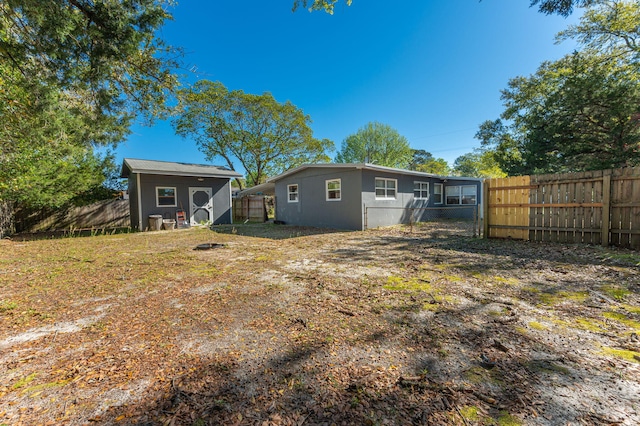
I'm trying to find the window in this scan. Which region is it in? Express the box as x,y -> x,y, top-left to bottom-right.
413,181 -> 429,200
156,187 -> 177,207
433,183 -> 443,204
287,184 -> 299,203
375,178 -> 397,199
445,185 -> 477,205
326,179 -> 341,201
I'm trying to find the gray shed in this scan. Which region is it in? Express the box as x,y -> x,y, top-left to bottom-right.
269,163 -> 482,230
121,158 -> 242,230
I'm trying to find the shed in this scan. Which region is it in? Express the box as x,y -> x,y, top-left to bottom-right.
121,158 -> 242,230
268,163 -> 482,230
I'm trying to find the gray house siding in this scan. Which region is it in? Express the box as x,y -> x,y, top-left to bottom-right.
361,170 -> 431,229
135,174 -> 233,229
275,167 -> 363,230
271,164 -> 482,231
440,178 -> 481,220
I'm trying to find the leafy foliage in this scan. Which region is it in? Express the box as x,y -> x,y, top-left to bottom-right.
556,0 -> 640,58
173,80 -> 334,188
294,0 -> 593,16
335,122 -> 413,169
409,149 -> 452,175
453,151 -> 506,178
292,0 -> 352,14
477,1 -> 640,175
0,1 -> 179,208
0,0 -> 179,123
530,0 -> 596,16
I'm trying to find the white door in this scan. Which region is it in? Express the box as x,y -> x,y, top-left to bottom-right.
189,187 -> 213,226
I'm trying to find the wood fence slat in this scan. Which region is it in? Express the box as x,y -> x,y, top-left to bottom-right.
485,166 -> 640,250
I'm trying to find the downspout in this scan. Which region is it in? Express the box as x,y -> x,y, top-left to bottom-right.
136,173 -> 143,230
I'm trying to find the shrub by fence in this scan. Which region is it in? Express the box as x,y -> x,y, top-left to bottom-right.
485,167 -> 640,249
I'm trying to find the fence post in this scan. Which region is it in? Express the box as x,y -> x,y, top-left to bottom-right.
482,179 -> 490,239
601,171 -> 611,247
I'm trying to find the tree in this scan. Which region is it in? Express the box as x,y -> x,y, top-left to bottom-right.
452,151 -> 506,178
173,80 -> 334,189
409,149 -> 451,175
292,0 -> 351,14
335,122 -> 413,169
556,0 -> 640,58
293,0 -> 593,16
477,1 -> 640,175
0,1 -> 179,208
475,119 -> 526,176
531,0 -> 596,16
0,0 -> 179,124
0,64 -> 118,208
480,51 -> 640,174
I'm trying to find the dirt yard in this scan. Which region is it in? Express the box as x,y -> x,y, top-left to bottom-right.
0,223 -> 639,425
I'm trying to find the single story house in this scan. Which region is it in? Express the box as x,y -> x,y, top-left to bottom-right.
121,158 -> 242,230
268,163 -> 482,230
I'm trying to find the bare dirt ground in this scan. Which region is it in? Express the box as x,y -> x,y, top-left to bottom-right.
0,223 -> 639,425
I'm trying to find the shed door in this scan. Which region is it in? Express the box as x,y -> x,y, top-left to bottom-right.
189,187 -> 213,226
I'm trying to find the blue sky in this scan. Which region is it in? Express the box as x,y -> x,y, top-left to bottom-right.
115,0 -> 581,173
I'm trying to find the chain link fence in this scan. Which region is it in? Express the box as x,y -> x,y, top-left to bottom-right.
364,205 -> 481,238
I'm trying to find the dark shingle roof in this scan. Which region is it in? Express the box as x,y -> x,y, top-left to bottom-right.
121,158 -> 242,179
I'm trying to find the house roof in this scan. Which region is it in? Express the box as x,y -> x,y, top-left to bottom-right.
267,163 -> 482,183
236,182 -> 275,197
121,158 -> 242,179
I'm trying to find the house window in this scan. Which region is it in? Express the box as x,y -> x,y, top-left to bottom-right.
445,185 -> 477,205
413,181 -> 429,200
326,179 -> 341,201
156,187 -> 177,207
434,183 -> 443,204
375,178 -> 397,199
287,184 -> 299,203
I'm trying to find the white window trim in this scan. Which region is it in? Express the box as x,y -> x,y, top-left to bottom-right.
413,181 -> 429,200
156,186 -> 177,207
326,178 -> 341,201
287,184 -> 299,203
434,183 -> 443,205
375,177 -> 397,200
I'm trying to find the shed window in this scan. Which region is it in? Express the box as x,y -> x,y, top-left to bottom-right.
445,185 -> 477,205
375,178 -> 396,199
413,181 -> 429,200
434,183 -> 443,204
156,187 -> 177,207
288,184 -> 299,203
326,179 -> 341,201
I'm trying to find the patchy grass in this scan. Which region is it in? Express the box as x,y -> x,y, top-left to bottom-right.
603,311 -> 640,331
538,290 -> 589,306
601,285 -> 631,301
0,224 -> 638,426
600,347 -> 640,363
12,373 -> 37,390
528,321 -> 548,331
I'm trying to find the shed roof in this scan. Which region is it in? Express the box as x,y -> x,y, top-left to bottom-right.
121,158 -> 242,179
267,163 -> 482,183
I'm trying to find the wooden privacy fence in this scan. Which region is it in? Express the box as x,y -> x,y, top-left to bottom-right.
233,196 -> 268,222
484,167 -> 640,249
15,199 -> 130,233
